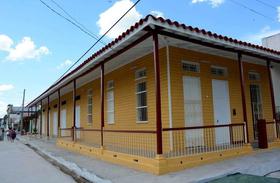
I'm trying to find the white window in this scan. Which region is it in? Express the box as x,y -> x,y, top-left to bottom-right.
182,61 -> 200,73
135,68 -> 147,80
87,89 -> 93,123
249,71 -> 261,81
107,80 -> 114,124
211,66 -> 227,77
135,69 -> 148,122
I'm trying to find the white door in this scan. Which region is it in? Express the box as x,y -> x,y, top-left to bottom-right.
61,109 -> 67,136
42,114 -> 45,135
75,106 -> 81,139
53,112 -> 58,137
48,113 -> 51,136
183,76 -> 204,147
212,79 -> 231,145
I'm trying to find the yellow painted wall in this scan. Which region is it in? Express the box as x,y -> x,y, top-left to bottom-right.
40,46 -> 273,150
169,46 -> 273,144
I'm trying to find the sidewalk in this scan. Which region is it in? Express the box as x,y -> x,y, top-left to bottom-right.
0,139 -> 75,183
19,136 -> 280,183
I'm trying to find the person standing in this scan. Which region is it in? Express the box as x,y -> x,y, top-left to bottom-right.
6,128 -> 11,142
0,128 -> 3,141
10,128 -> 16,142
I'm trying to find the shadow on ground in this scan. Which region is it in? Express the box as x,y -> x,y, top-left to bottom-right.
209,173 -> 280,183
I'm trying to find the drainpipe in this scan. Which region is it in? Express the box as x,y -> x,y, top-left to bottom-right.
160,36 -> 173,150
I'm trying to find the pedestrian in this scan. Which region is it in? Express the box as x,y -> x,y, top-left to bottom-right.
10,128 -> 16,142
6,127 -> 11,141
0,128 -> 3,141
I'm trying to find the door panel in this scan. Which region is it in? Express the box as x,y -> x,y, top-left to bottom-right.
250,84 -> 263,139
75,106 -> 81,139
42,114 -> 45,135
60,109 -> 66,136
53,112 -> 58,137
183,76 -> 204,147
48,113 -> 51,136
212,79 -> 231,145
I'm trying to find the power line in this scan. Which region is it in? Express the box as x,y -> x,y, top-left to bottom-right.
56,0 -> 141,81
39,0 -> 105,45
254,0 -> 277,10
229,0 -> 277,22
48,0 -> 107,45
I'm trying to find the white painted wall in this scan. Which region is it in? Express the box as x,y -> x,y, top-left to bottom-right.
271,63 -> 280,109
262,33 -> 280,51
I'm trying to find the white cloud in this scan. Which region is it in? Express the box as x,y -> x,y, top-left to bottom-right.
6,37 -> 50,61
0,34 -> 50,61
244,26 -> 280,45
0,100 -> 7,117
97,0 -> 142,39
150,11 -> 165,18
0,84 -> 14,92
277,6 -> 280,22
56,59 -> 73,69
191,0 -> 224,7
0,34 -> 13,51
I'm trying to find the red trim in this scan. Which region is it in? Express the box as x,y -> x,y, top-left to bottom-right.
163,123 -> 244,131
58,89 -> 61,137
104,129 -> 156,134
47,96 -> 49,137
40,100 -> 42,136
72,79 -> 76,141
153,32 -> 163,155
100,63 -> 105,147
238,53 -> 249,142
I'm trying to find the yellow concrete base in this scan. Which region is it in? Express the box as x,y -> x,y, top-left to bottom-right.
268,139 -> 280,149
57,139 -> 253,175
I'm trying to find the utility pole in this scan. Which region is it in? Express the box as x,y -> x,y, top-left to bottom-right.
20,89 -> 25,133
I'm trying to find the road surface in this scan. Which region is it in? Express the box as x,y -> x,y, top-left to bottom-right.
0,139 -> 76,183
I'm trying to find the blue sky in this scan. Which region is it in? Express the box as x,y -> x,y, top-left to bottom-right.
0,0 -> 280,117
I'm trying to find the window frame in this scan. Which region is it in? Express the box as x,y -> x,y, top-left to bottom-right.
135,68 -> 147,81
248,71 -> 261,81
211,65 -> 228,77
182,60 -> 200,73
107,80 -> 115,124
135,69 -> 148,123
87,89 -> 93,124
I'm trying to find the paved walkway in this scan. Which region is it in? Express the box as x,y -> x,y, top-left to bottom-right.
0,139 -> 75,183
20,136 -> 280,183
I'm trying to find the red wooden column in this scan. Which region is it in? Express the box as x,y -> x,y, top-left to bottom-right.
152,31 -> 163,155
47,96 -> 50,138
40,100 -> 43,136
267,60 -> 278,138
58,89 -> 61,137
27,107 -> 30,132
35,104 -> 37,133
100,63 -> 105,147
72,80 -> 77,141
238,53 -> 249,143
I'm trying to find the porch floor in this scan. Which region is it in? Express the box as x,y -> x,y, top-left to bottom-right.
19,135 -> 280,183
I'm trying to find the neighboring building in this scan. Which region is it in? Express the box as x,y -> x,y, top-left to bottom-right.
262,33 -> 280,117
0,118 -> 4,129
262,33 -> 280,51
6,104 -> 31,130
27,15 -> 280,174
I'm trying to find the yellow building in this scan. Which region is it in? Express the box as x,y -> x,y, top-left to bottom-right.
27,15 -> 280,174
